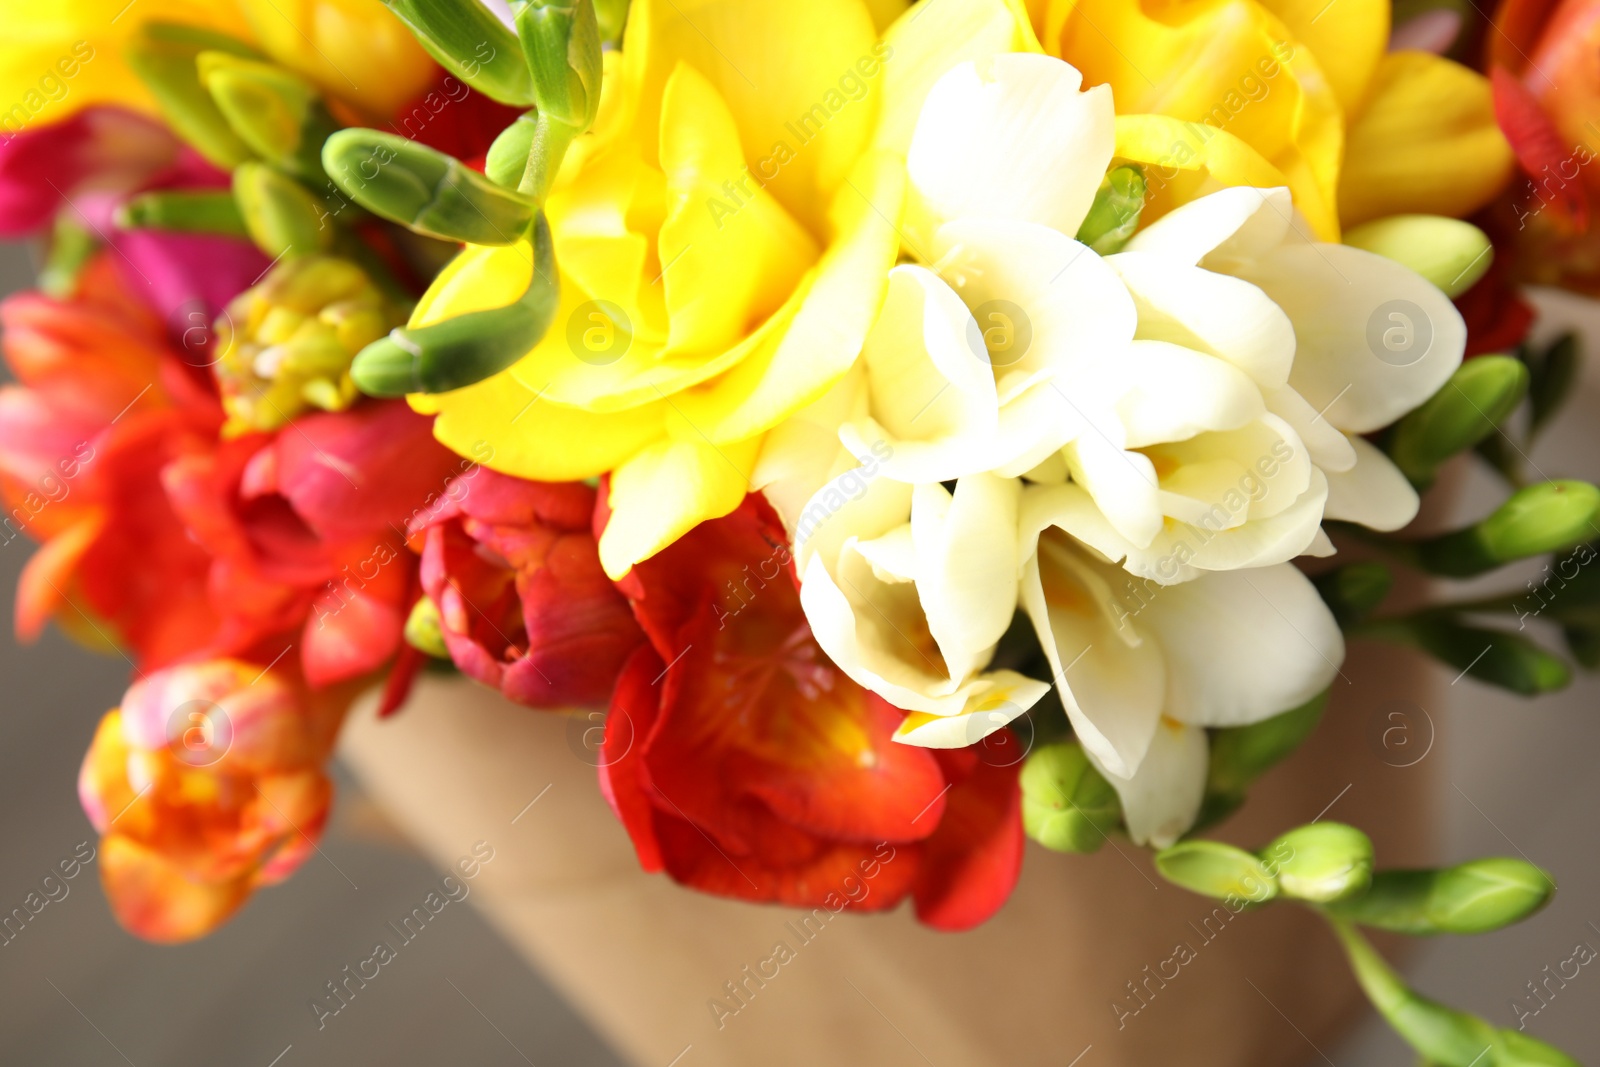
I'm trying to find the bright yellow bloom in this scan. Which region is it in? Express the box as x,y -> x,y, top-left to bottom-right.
413,0 -> 903,578
0,0 -> 433,129
1028,0 -> 1513,234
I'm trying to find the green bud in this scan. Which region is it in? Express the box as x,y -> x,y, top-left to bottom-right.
1415,481 -> 1600,577
1262,822 -> 1373,903
1019,742 -> 1119,853
39,214 -> 99,299
234,163 -> 333,260
380,0 -> 535,105
1075,165 -> 1146,255
124,22 -> 260,169
1197,692 -> 1325,830
516,0 -> 604,132
1387,356 -> 1529,487
116,190 -> 249,239
1343,215 -> 1493,298
1154,840 -> 1278,904
198,52 -> 340,182
215,254 -> 406,434
405,597 -> 451,659
1325,858 -> 1554,936
1312,563 -> 1393,629
594,0 -> 630,41
322,130 -> 538,246
1401,618 -> 1570,696
486,111 -> 540,189
352,215 -> 560,396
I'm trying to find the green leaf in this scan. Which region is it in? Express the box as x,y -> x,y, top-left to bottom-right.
1324,858 -> 1555,936
1154,840 -> 1278,904
380,0 -> 535,105
1019,741 -> 1120,853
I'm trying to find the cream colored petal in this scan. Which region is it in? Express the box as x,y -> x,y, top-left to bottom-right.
1263,384 -> 1357,474
1109,251 -> 1295,390
1141,563 -> 1344,728
1109,340 -> 1265,449
1090,719 -> 1208,849
793,463 -> 914,576
1124,185 -> 1297,267
1062,432 -> 1163,549
892,671 -> 1052,747
1235,243 -> 1466,434
913,475 -> 1022,682
906,52 -> 1114,240
1323,436 -> 1419,532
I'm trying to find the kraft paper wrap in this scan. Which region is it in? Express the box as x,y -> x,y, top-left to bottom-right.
339,636 -> 1435,1067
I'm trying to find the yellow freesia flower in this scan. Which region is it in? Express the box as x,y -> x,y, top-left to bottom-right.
1028,0 -> 1513,234
0,0 -> 432,129
412,0 -> 903,578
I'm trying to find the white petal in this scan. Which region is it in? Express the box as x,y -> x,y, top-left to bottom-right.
1021,538 -> 1165,779
1125,186 -> 1295,267
1239,244 -> 1466,434
1140,563 -> 1344,727
913,475 -> 1022,682
1109,251 -> 1296,389
1147,414 -> 1311,524
793,467 -> 912,577
753,365 -> 870,532
1323,436 -> 1420,532
930,217 -> 1136,402
854,523 -> 918,583
991,382 -> 1089,477
1063,432 -> 1163,549
1091,719 -> 1209,849
893,671 -> 1053,748
1264,385 -> 1357,474
907,53 -> 1114,240
1108,339 -> 1265,448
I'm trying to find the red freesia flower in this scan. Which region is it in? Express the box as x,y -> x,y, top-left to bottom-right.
79,658 -> 347,941
412,469 -> 643,707
598,495 -> 1024,931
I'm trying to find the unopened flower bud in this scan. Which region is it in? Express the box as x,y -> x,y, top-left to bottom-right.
322,129 -> 538,245
116,190 -> 250,239
381,0 -> 536,105
516,0 -> 604,132
198,52 -> 340,181
404,596 -> 450,659
1154,839 -> 1278,904
1416,480 -> 1600,577
1343,215 -> 1493,298
1019,742 -> 1119,853
1325,857 -> 1555,936
1075,165 -> 1146,255
125,22 -> 259,169
1400,618 -> 1571,696
233,162 -> 335,260
1387,356 -> 1528,487
215,254 -> 405,434
1263,822 -> 1373,903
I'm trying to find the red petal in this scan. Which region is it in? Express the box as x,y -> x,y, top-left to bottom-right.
1492,65 -> 1589,231
912,746 -> 1026,932
598,646 -> 668,873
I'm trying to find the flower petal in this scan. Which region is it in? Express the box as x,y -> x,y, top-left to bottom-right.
1090,718 -> 1207,849
1322,435 -> 1419,532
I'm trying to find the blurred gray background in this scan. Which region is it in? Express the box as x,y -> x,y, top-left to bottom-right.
0,241 -> 1594,1066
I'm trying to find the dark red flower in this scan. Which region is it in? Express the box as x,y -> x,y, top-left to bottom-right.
412,469 -> 643,708
598,495 -> 1024,931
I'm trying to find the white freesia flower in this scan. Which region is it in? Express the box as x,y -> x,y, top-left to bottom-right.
1018,484 -> 1344,846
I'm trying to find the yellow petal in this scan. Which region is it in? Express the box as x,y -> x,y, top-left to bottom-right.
1112,114 -> 1332,238
1254,0 -> 1388,114
619,0 -> 880,234
235,0 -> 437,117
875,0 -> 1042,156
1338,51 -> 1514,227
656,62 -> 818,358
599,431 -> 761,578
675,150 -> 906,444
1038,0 -> 1342,239
0,0 -> 251,125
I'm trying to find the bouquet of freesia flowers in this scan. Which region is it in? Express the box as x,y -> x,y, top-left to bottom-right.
2,0 -> 1596,1062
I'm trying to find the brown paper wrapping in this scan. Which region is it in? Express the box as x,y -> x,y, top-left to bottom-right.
340,639 -> 1434,1067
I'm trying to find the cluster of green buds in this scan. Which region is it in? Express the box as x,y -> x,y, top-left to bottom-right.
323,0 -> 618,398
214,256 -> 406,434
1153,827 -> 1571,1065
